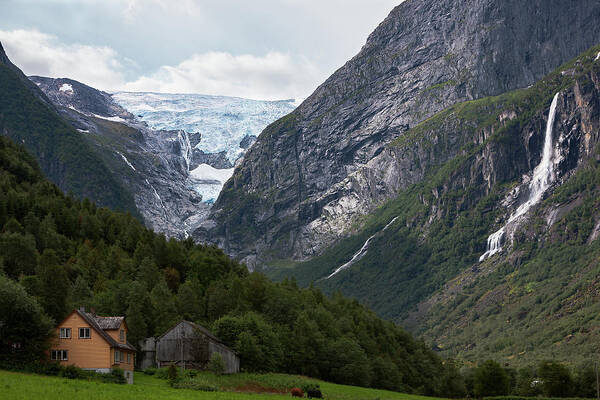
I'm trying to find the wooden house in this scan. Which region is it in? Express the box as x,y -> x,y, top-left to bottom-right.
153,320 -> 239,373
50,307 -> 137,384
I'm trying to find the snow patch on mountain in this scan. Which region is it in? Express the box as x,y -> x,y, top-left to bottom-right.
189,164 -> 234,203
59,83 -> 73,93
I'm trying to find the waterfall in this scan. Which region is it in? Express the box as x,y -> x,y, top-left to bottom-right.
479,92 -> 560,262
145,178 -> 168,219
326,216 -> 399,279
178,130 -> 192,173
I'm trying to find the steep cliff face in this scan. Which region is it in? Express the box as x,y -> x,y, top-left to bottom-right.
29,76 -> 295,239
28,76 -> 210,238
207,0 -> 600,267
0,43 -> 140,216
266,46 -> 600,363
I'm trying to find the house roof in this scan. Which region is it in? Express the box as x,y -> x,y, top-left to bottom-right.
94,316 -> 124,330
74,310 -> 136,352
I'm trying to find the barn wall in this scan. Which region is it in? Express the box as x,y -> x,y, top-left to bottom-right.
155,321 -> 238,372
137,337 -> 156,369
208,341 -> 239,374
157,322 -> 208,365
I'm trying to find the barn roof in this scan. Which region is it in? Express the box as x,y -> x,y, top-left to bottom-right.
157,320 -> 226,346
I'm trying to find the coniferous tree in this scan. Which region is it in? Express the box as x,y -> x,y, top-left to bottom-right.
35,249 -> 70,322
150,278 -> 178,336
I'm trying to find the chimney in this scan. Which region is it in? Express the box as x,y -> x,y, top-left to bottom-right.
79,306 -> 85,312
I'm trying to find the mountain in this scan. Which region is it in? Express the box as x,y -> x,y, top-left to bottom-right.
204,0 -> 600,364
206,0 -> 600,269
26,77 -> 295,238
0,133 -> 457,394
0,43 -> 139,216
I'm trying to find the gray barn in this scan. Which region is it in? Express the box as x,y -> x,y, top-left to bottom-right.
153,321 -> 239,374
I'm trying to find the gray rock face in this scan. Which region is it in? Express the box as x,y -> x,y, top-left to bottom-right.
29,76 -> 134,120
30,76 -> 210,238
207,0 -> 600,267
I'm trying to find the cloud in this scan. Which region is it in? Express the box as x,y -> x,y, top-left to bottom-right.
0,29 -> 126,91
123,51 -> 321,100
0,28 -> 321,100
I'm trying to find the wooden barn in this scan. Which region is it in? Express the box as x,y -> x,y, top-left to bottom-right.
152,321 -> 239,373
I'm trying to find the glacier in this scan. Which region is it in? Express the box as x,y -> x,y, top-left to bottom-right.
112,92 -> 296,163
112,92 -> 297,203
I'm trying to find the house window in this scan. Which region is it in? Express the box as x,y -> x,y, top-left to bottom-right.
79,327 -> 91,339
51,350 -> 68,361
114,350 -> 121,363
59,328 -> 71,339
127,353 -> 131,364
119,329 -> 125,342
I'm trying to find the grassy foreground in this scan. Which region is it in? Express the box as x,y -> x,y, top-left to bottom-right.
0,370 -> 447,400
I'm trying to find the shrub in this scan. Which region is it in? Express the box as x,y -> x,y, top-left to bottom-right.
34,361 -> 62,376
207,353 -> 226,375
291,387 -> 304,397
106,368 -> 126,384
60,364 -> 82,379
143,368 -> 157,375
155,367 -> 170,379
172,379 -> 218,391
167,364 -> 178,386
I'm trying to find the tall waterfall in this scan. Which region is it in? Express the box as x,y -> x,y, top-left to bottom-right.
479,92 -> 560,262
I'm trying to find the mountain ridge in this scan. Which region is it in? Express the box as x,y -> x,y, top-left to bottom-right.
206,0 -> 600,269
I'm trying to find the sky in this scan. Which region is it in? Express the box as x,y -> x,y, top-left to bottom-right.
0,0 -> 401,100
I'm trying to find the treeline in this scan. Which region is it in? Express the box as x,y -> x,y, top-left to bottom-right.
463,360 -> 598,399
0,135 -> 457,395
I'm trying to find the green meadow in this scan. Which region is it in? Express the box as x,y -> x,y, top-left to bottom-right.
0,370 -> 447,400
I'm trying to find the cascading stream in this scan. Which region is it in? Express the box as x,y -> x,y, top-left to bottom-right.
479,92 -> 560,261
177,130 -> 193,173
326,216 -> 399,279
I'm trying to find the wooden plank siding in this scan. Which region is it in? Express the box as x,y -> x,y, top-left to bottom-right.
51,312 -> 111,370
50,311 -> 135,373
105,321 -> 128,347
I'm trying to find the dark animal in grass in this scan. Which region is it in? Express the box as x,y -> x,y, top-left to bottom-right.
291,387 -> 304,397
306,388 -> 323,398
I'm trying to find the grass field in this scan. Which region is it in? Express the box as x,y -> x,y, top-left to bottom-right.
0,370 -> 447,400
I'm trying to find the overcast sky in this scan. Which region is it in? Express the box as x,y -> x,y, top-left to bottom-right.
0,0 -> 401,100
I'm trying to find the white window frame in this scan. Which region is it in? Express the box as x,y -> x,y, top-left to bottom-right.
114,350 -> 121,363
59,328 -> 71,339
79,327 -> 91,339
119,329 -> 125,342
51,350 -> 68,361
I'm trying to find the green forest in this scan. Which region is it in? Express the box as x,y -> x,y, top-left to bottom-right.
0,134 -> 460,395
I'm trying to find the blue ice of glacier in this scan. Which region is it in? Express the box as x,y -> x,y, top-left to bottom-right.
112,92 -> 297,203
112,92 -> 297,163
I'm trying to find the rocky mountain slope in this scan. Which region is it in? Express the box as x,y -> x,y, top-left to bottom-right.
0,43 -> 139,216
206,0 -> 600,269
24,75 -> 294,238
268,45 -> 600,363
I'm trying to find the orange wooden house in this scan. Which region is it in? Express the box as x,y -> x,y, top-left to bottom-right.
50,307 -> 136,384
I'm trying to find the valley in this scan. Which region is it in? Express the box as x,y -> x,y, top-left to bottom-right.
1,0 -> 600,396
